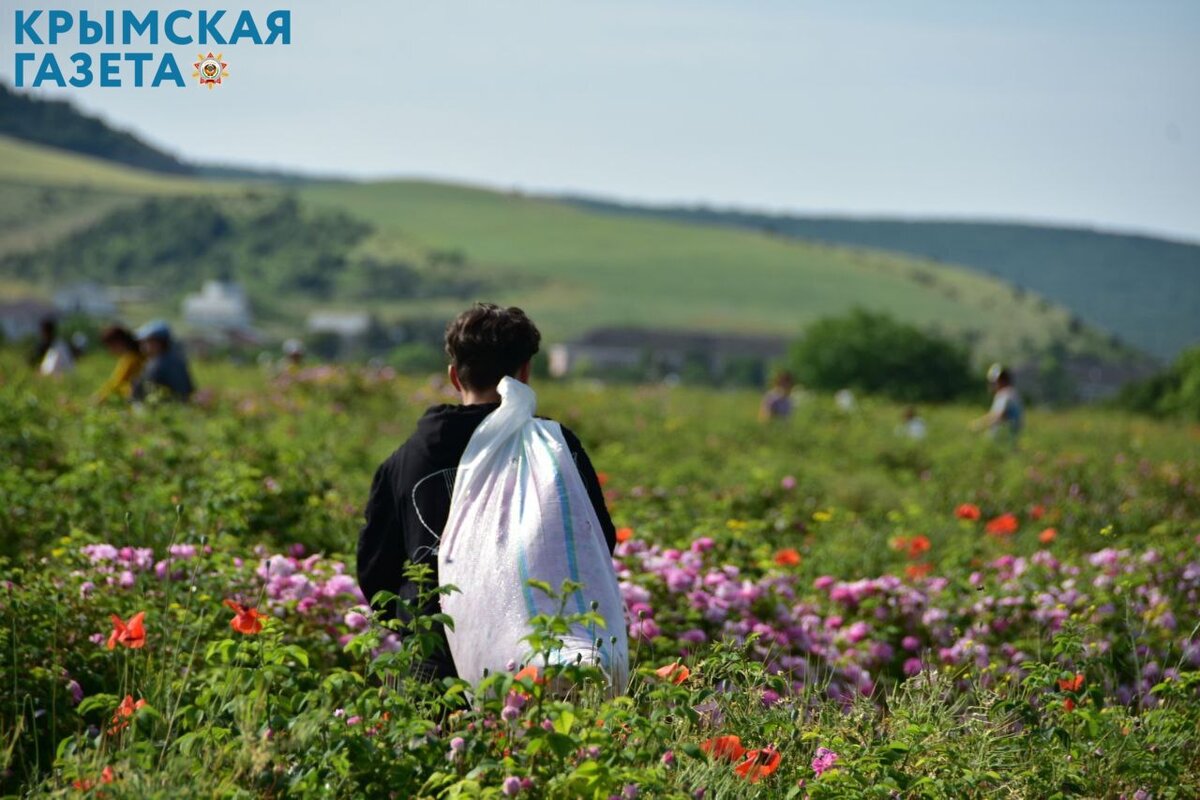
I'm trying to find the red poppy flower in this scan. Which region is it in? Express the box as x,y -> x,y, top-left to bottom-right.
109,694 -> 147,734
1058,673 -> 1084,692
774,548 -> 801,567
224,599 -> 265,635
734,746 -> 782,782
955,503 -> 981,521
513,664 -> 546,686
701,735 -> 746,762
985,513 -> 1019,536
615,527 -> 634,543
1063,698 -> 1076,712
908,535 -> 931,556
1039,528 -> 1057,544
72,766 -> 114,791
107,611 -> 146,650
1030,504 -> 1046,521
654,661 -> 691,685
905,562 -> 933,579
894,535 -> 932,559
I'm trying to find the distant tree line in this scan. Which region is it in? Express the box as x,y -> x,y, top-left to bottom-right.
0,83 -> 193,174
1113,347 -> 1200,422
0,192 -> 489,307
786,309 -> 977,403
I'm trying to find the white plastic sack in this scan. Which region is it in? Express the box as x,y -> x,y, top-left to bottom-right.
439,377 -> 629,690
39,341 -> 75,376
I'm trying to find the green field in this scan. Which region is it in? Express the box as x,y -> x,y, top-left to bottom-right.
1,135 -> 1099,361
2,355 -> 1198,796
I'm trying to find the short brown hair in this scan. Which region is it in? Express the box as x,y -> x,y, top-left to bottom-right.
444,303 -> 541,391
100,325 -> 138,352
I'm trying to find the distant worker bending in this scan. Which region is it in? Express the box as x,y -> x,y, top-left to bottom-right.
971,363 -> 1023,443
134,321 -> 195,402
760,370 -> 796,421
94,325 -> 145,403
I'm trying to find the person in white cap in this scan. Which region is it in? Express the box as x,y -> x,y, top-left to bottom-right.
282,338 -> 305,370
33,316 -> 76,376
971,363 -> 1023,443
134,320 -> 195,402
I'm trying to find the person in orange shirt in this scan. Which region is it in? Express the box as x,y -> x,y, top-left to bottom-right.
94,325 -> 146,403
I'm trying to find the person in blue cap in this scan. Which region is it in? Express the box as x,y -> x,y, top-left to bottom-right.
133,320 -> 195,402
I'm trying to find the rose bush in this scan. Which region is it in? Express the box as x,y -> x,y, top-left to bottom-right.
1,352 -> 1198,797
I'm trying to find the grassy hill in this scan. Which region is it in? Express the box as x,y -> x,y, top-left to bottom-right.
0,135 -> 228,259
0,84 -> 191,175
568,200 -> 1200,361
297,180 -> 1103,359
0,135 -> 1112,364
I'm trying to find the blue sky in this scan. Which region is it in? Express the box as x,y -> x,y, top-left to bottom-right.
4,0 -> 1199,241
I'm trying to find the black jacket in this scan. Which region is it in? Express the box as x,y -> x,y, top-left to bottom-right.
357,402 -> 615,679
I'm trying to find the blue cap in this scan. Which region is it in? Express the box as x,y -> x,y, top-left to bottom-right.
136,319 -> 171,341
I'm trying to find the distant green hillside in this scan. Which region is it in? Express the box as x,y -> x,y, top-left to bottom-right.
0,85 -> 192,175
296,180 -> 1111,361
569,200 -> 1200,361
0,136 -> 1113,366
1,84 -> 1189,364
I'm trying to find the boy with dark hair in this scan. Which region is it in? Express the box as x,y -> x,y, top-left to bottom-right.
357,303 -> 616,680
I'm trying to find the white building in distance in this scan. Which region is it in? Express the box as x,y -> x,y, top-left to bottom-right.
306,310 -> 371,338
182,281 -> 252,331
54,282 -> 117,318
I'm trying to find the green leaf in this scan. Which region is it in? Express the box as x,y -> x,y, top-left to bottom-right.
76,693 -> 118,717
546,732 -> 577,758
554,710 -> 575,735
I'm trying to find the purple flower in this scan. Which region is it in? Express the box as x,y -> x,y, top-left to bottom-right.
259,554 -> 295,579
118,570 -> 136,588
66,680 -> 83,705
812,746 -> 840,776
79,581 -> 95,599
450,736 -> 466,752
82,544 -> 118,563
622,785 -> 639,800
629,618 -> 660,640
844,621 -> 870,643
322,574 -> 359,598
169,544 -> 197,560
780,475 -> 797,490
502,776 -> 522,796
501,705 -> 520,722
344,608 -> 369,631
661,750 -> 675,767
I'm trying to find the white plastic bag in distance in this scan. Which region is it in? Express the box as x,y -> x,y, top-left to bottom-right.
439,377 -> 629,690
